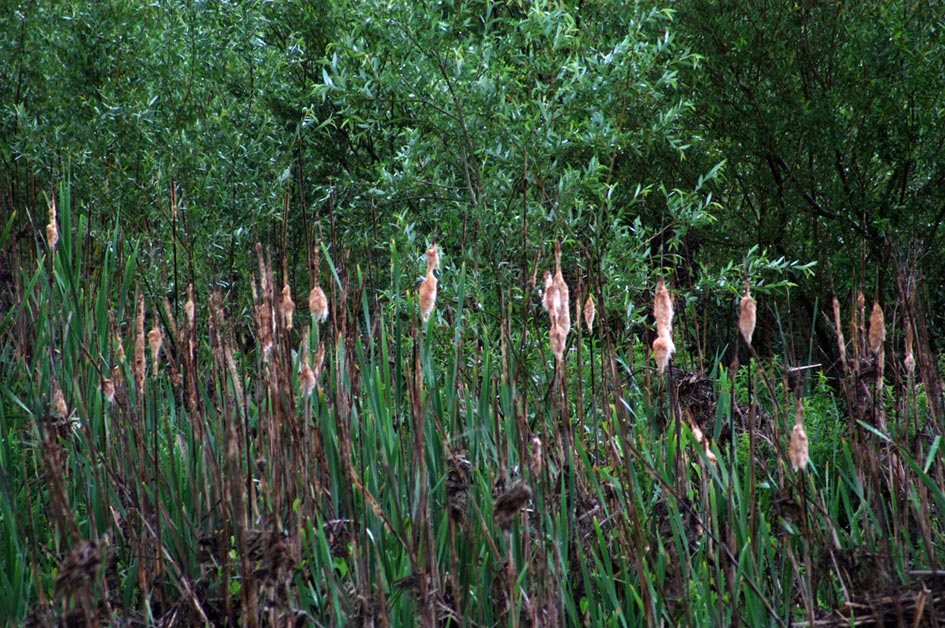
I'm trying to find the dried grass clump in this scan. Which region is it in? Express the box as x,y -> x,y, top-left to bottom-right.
419,244 -> 439,323
46,198 -> 59,251
789,400 -> 809,472
739,280 -> 756,346
652,278 -> 675,375
868,301 -> 885,355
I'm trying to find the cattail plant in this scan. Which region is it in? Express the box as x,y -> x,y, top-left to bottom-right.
46,197 -> 59,251
148,318 -> 163,379
583,294 -> 596,333
299,331 -> 316,397
868,301 -> 885,355
904,316 -> 915,375
134,293 -> 146,395
739,280 -> 756,346
309,284 -> 328,324
541,242 -> 571,361
52,383 -> 68,419
102,378 -> 115,404
789,400 -> 810,472
281,283 -> 296,332
652,278 -> 675,375
419,244 -> 439,323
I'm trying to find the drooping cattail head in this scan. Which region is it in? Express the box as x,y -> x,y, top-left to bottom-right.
739,282 -> 757,346
583,295 -> 596,333
789,400 -> 809,472
309,285 -> 328,324
529,436 -> 543,475
654,278 -> 673,340
148,319 -> 163,379
652,334 -> 675,375
46,198 -> 59,251
832,295 -> 847,372
868,301 -> 885,355
419,270 -> 438,323
281,283 -> 295,332
313,342 -> 326,382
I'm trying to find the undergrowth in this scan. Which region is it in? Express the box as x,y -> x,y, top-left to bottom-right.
1,187 -> 944,626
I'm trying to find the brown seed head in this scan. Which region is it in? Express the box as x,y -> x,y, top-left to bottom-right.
309,285 -> 328,324
868,301 -> 885,355
46,200 -> 59,251
425,244 -> 440,272
654,278 -> 673,339
148,320 -> 163,378
419,270 -> 438,323
53,385 -> 68,418
281,284 -> 295,332
134,294 -> 146,395
102,378 -> 115,403
739,288 -> 757,346
652,334 -> 675,375
789,423 -> 809,472
583,295 -> 596,333
184,284 -> 196,329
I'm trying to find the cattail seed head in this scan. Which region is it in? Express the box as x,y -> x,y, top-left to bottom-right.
148,320 -> 163,379
102,378 -> 115,403
868,301 -> 885,355
541,272 -> 558,317
425,244 -> 440,272
309,285 -> 328,324
790,423 -> 809,472
739,283 -> 757,346
553,243 -> 570,339
789,400 -> 809,472
652,334 -> 675,375
654,278 -> 673,339
134,294 -> 146,395
184,284 -> 196,329
281,284 -> 295,332
583,295 -> 596,333
46,200 -> 59,251
549,323 -> 566,361
53,384 -> 68,418
419,270 -> 438,323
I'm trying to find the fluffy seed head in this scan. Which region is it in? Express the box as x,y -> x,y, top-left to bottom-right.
281,284 -> 295,332
53,385 -> 68,418
583,295 -> 596,333
868,301 -> 885,355
419,270 -> 438,323
148,320 -> 163,378
553,243 -> 570,338
790,401 -> 809,472
654,278 -> 673,339
425,244 -> 440,272
652,333 -> 675,375
309,285 -> 328,324
739,284 -> 757,346
134,294 -> 146,395
790,423 -> 809,472
102,378 -> 115,403
46,200 -> 59,251
184,284 -> 196,329
549,322 -> 566,362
